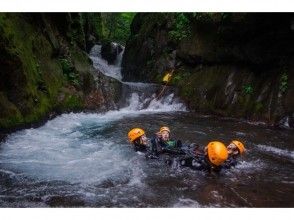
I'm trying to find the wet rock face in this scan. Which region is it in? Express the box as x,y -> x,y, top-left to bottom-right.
101,42 -> 123,65
122,13 -> 294,126
0,13 -> 121,130
177,14 -> 294,66
122,13 -> 176,82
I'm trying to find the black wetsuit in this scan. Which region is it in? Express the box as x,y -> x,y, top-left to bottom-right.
132,139 -> 160,159
132,139 -> 151,153
176,145 -> 224,173
148,137 -> 185,157
223,156 -> 238,169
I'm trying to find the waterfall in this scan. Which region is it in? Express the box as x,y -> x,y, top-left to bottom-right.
89,44 -> 187,112
89,44 -> 123,81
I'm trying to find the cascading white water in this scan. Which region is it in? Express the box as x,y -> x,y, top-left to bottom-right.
89,44 -> 187,112
0,112 -> 145,183
89,44 -> 123,81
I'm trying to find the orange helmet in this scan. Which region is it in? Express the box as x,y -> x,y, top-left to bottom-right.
207,141 -> 228,166
128,128 -> 145,142
231,140 -> 245,155
160,126 -> 170,133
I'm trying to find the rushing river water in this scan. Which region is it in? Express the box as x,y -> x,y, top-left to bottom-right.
0,44 -> 293,207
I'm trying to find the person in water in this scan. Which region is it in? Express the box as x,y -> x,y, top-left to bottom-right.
148,126 -> 185,158
128,128 -> 150,153
223,140 -> 246,168
128,128 -> 159,159
179,141 -> 229,173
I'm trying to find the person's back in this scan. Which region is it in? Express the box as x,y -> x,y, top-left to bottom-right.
179,141 -> 229,173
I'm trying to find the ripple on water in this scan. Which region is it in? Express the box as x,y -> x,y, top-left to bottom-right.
257,144 -> 294,161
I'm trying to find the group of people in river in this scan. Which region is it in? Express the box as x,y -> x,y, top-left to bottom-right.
127,126 -> 246,173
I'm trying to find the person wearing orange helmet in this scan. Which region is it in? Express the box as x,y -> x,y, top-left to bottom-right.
223,140 -> 246,168
128,128 -> 151,153
179,141 -> 229,173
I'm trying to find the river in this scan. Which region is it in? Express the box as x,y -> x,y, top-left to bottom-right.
0,44 -> 293,207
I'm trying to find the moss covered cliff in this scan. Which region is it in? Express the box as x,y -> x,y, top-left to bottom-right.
122,13 -> 294,126
0,13 -> 121,131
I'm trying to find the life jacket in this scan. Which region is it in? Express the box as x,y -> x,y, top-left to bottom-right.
150,138 -> 183,156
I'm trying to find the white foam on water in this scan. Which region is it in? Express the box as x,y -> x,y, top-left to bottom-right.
89,44 -> 123,81
235,131 -> 246,136
172,198 -> 202,207
232,160 -> 267,173
0,89 -> 186,184
257,144 -> 294,160
124,92 -> 186,112
0,111 -> 144,184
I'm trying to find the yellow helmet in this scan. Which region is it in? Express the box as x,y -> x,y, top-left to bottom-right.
128,128 -> 145,143
207,141 -> 228,166
160,126 -> 170,133
231,140 -> 245,155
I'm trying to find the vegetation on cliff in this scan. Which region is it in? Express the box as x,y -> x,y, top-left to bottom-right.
122,13 -> 294,126
0,13 -> 122,130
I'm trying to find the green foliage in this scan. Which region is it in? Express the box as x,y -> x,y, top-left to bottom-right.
279,72 -> 288,93
59,58 -> 80,87
59,58 -> 72,75
63,94 -> 83,110
72,14 -> 86,47
243,84 -> 254,95
169,13 -> 191,41
101,13 -> 135,45
172,75 -> 182,84
75,13 -> 135,46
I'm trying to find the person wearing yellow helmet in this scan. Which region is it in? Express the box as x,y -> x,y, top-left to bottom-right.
128,128 -> 150,153
162,69 -> 174,85
149,126 -> 184,158
223,140 -> 246,168
179,141 -> 229,173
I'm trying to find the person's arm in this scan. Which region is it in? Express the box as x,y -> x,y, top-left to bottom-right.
145,138 -> 159,159
222,157 -> 238,169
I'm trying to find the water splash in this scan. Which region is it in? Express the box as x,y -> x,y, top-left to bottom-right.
0,112 -> 145,184
123,92 -> 186,112
89,44 -> 123,81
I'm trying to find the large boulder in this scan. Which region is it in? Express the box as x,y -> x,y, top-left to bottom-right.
122,13 -> 175,82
